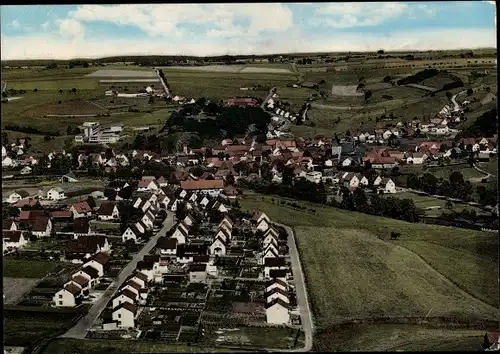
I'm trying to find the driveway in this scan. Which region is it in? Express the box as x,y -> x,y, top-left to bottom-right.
60,211 -> 175,339
271,222 -> 314,352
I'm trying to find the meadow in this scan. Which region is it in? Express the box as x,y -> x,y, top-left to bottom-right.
240,193 -> 499,350
3,259 -> 67,278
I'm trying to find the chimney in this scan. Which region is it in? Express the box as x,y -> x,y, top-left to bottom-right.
183,146 -> 188,154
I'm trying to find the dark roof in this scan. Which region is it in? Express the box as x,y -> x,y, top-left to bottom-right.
31,217 -> 50,232
193,255 -> 210,263
114,302 -> 137,314
188,263 -> 207,272
2,219 -> 16,230
73,218 -> 90,234
73,275 -> 90,286
64,283 -> 81,295
176,244 -> 207,257
81,266 -> 99,279
264,257 -> 286,268
66,236 -> 107,254
269,269 -> 287,278
14,190 -> 30,198
89,252 -> 111,266
157,237 -> 178,250
125,280 -> 142,290
3,230 -> 23,242
266,278 -> 288,289
265,287 -> 289,299
97,202 -> 117,216
265,298 -> 290,309
118,288 -> 138,301
134,271 -> 148,283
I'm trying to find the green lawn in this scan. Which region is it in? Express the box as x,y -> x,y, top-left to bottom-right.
41,339 -> 234,354
3,259 -> 66,278
204,326 -> 303,349
7,78 -> 99,91
240,194 -> 499,332
314,324 -> 485,352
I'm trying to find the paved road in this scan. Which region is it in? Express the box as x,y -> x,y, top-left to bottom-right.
60,211 -> 175,339
451,90 -> 466,111
271,222 -> 314,353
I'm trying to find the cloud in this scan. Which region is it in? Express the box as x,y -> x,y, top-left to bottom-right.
9,19 -> 20,29
1,27 -> 496,60
56,18 -> 84,39
315,3 -> 409,28
68,4 -> 293,37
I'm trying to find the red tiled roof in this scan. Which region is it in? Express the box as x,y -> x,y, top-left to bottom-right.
73,275 -> 89,286
72,201 -> 92,214
64,283 -> 81,295
52,210 -> 73,218
180,179 -> 224,190
3,230 -> 23,243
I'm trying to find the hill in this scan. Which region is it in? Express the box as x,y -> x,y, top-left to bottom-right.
240,193 -> 499,349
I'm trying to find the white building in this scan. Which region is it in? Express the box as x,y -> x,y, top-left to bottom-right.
112,302 -> 137,328
266,299 -> 290,325
53,284 -> 82,307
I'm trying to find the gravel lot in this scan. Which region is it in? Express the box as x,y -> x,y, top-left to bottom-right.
4,277 -> 41,305
86,69 -> 156,78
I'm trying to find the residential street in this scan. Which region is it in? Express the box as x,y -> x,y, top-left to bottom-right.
60,211 -> 175,339
271,222 -> 314,353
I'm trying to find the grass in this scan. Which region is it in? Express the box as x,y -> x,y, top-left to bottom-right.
3,259 -> 66,278
425,165 -> 486,180
204,326 -> 302,349
7,78 -> 99,90
41,339 -> 234,354
314,324 -> 486,351
24,239 -> 66,251
240,194 -> 499,331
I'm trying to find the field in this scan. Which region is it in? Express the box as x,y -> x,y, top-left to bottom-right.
3,277 -> 41,305
41,339 -> 233,354
314,324 -> 486,351
4,307 -> 86,349
240,193 -> 499,348
24,100 -> 108,117
3,259 -> 67,278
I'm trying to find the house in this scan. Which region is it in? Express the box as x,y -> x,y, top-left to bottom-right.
20,166 -> 32,175
31,217 -> 52,237
266,278 -> 288,293
122,226 -> 139,243
82,252 -> 111,277
341,157 -> 354,167
266,287 -> 289,304
183,214 -> 195,227
74,266 -> 100,287
2,156 -> 14,167
112,289 -> 137,309
180,179 -> 225,197
157,176 -> 168,187
3,219 -> 18,231
305,171 -> 322,184
60,171 -> 78,183
256,218 -> 271,233
171,224 -> 188,244
97,202 -> 120,221
264,257 -> 288,278
483,332 -> 500,351
176,244 -> 207,264
53,284 -> 82,307
253,212 -> 270,225
406,152 -> 427,165
157,237 -> 177,256
266,298 -> 290,324
3,230 -> 28,250
112,302 -> 137,328
188,263 -> 207,283
263,229 -> 279,248
46,187 -> 65,201
137,178 -> 159,192
73,218 -> 92,237
379,178 -> 396,194
130,271 -> 149,289
262,243 -> 280,261
70,201 -> 92,219
342,173 -> 360,189
212,201 -> 229,213
65,236 -> 110,263
141,211 -> 155,230
209,237 -> 227,256
5,190 -> 29,204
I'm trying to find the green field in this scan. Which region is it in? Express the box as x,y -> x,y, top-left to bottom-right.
3,259 -> 66,278
314,324 -> 486,351
240,194 -> 499,338
41,339 -> 233,354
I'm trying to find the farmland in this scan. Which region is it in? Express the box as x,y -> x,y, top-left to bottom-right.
3,278 -> 41,305
239,194 -> 499,349
3,259 -> 67,278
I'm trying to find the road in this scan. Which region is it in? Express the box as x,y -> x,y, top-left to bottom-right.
60,211 -> 175,339
271,222 -> 314,353
451,90 -> 466,111
261,87 -> 277,110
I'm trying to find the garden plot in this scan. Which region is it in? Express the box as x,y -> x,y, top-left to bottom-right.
86,69 -> 156,78
331,85 -> 364,96
3,277 -> 41,305
163,65 -> 245,73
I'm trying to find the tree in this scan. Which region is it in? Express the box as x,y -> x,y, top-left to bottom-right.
445,200 -> 453,210
33,88 -> 38,93
59,89 -> 63,94
226,173 -> 236,186
449,171 -> 464,185
466,88 -> 473,96
71,88 -> 77,94
282,166 -> 295,185
148,96 -> 155,104
377,49 -> 385,54
175,201 -> 188,221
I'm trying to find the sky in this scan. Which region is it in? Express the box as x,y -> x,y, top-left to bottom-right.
0,2 -> 496,60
